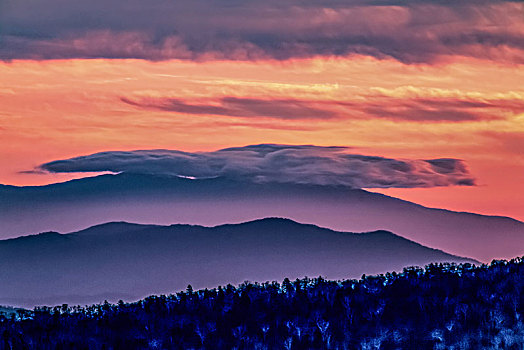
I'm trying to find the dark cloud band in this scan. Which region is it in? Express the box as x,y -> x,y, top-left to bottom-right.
121,95 -> 524,122
120,97 -> 340,120
37,144 -> 476,189
1,0 -> 522,63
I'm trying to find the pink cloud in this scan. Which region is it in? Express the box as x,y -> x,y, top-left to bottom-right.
121,95 -> 524,122
1,0 -> 523,63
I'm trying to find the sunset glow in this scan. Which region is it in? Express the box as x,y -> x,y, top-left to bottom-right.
2,0 -> 524,329
1,55 -> 523,219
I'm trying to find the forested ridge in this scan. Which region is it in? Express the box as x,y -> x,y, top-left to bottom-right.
1,258 -> 523,349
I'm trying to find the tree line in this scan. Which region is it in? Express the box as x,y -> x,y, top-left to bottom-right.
1,257 -> 523,349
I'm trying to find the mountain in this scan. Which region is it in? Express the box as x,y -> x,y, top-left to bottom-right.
0,218 -> 474,308
0,173 -> 522,262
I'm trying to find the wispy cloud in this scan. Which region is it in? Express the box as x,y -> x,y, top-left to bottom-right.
120,97 -> 340,120
37,144 -> 476,189
1,0 -> 522,63
355,97 -> 524,122
121,95 -> 524,122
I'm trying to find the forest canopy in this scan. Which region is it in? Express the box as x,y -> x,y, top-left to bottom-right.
1,258 -> 523,349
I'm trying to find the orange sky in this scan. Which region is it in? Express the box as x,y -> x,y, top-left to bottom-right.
0,56 -> 523,220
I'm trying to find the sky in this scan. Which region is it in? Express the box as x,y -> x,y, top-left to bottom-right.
0,0 -> 523,220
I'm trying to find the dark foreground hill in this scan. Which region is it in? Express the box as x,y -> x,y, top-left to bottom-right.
1,173 -> 523,262
2,258 -> 523,349
0,218 -> 474,307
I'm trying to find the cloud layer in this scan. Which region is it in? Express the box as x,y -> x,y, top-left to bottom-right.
38,144 -> 475,189
121,95 -> 524,122
1,0 -> 523,63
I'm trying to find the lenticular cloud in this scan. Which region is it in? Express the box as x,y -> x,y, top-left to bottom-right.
37,144 -> 475,189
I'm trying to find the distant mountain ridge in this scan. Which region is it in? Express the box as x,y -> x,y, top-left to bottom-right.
0,173 -> 522,262
0,218 -> 475,308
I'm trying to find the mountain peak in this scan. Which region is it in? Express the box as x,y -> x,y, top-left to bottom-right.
0,218 -> 476,307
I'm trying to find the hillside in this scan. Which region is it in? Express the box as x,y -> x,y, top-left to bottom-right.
1,258 -> 522,349
0,218 -> 474,307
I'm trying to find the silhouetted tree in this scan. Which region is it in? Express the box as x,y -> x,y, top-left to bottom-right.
0,257 -> 522,349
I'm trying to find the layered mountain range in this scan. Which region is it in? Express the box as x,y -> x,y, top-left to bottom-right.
1,173 -> 522,262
